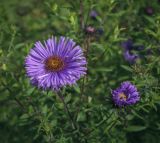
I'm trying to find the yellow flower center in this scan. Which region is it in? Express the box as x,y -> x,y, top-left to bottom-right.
45,56 -> 64,71
119,93 -> 127,101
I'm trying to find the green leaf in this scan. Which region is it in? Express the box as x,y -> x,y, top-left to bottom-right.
73,85 -> 80,93
77,111 -> 86,122
94,68 -> 112,72
26,88 -> 35,96
132,110 -> 144,120
121,65 -> 133,72
64,94 -> 71,103
15,43 -> 25,49
125,125 -> 147,132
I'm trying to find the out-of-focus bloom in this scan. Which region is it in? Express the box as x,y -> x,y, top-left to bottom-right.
123,51 -> 139,64
25,36 -> 87,90
90,10 -> 98,20
145,7 -> 154,15
146,48 -> 153,55
121,39 -> 133,51
121,39 -> 145,51
85,26 -> 96,34
121,39 -> 144,63
112,81 -> 140,107
96,28 -> 104,35
134,45 -> 145,51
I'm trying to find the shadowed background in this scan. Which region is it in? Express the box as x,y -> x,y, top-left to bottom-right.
0,0 -> 160,142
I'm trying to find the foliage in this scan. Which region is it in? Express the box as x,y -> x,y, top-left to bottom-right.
0,0 -> 160,142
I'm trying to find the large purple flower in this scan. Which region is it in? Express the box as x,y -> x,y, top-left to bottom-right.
112,81 -> 140,107
25,36 -> 87,90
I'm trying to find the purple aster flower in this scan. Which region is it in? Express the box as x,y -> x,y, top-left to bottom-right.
90,10 -> 98,20
25,36 -> 87,90
123,50 -> 139,64
121,39 -> 133,51
112,81 -> 140,107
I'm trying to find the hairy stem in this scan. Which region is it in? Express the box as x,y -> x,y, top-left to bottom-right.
82,111 -> 116,137
1,81 -> 25,111
56,91 -> 77,130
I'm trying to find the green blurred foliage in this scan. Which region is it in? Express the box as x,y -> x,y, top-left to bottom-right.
0,0 -> 160,142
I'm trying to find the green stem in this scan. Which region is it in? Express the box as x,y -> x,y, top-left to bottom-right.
82,111 -> 116,137
56,91 -> 77,130
79,0 -> 84,29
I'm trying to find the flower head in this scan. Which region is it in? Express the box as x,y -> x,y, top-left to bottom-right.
97,28 -> 104,35
121,39 -> 133,51
145,7 -> 154,15
121,39 -> 146,63
112,81 -> 140,107
123,50 -> 139,64
85,26 -> 96,34
90,10 -> 98,20
134,45 -> 145,51
25,36 -> 87,90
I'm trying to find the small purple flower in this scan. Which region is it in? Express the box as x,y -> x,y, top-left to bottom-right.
123,50 -> 139,64
96,28 -> 104,35
25,36 -> 87,90
145,7 -> 154,15
85,26 -> 96,34
134,45 -> 145,51
121,39 -> 133,51
112,81 -> 140,107
121,39 -> 145,51
146,48 -> 153,55
121,39 -> 146,63
90,10 -> 98,20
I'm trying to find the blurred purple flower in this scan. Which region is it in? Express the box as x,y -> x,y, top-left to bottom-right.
25,36 -> 87,90
90,10 -> 98,19
146,48 -> 153,55
121,39 -> 144,63
134,45 -> 145,51
121,39 -> 133,51
97,28 -> 104,35
85,26 -> 96,34
112,81 -> 140,107
123,50 -> 139,64
145,7 -> 154,15
122,39 -> 145,51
